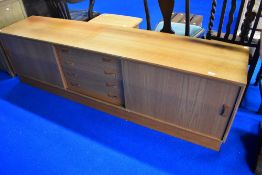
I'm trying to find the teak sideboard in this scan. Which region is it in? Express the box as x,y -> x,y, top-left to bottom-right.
0,16 -> 249,151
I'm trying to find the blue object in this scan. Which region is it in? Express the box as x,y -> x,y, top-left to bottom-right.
0,70 -> 260,175
69,10 -> 88,21
155,22 -> 204,37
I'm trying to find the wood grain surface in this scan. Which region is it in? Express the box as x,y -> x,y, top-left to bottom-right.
0,16 -> 248,85
1,35 -> 64,87
20,75 -> 223,150
122,60 -> 240,139
89,14 -> 142,28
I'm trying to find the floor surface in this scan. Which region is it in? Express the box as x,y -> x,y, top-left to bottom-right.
0,72 -> 260,175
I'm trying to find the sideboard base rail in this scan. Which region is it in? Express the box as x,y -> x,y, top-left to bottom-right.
20,76 -> 222,151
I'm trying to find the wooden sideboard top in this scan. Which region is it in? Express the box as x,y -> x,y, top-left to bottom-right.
0,16 -> 249,85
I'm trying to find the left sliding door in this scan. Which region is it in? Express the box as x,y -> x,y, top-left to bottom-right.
1,35 -> 64,88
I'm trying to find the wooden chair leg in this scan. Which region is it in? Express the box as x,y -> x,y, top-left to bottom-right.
241,46 -> 260,105
88,0 -> 96,20
258,105 -> 262,115
158,0 -> 175,34
248,47 -> 260,85
255,65 -> 262,86
256,123 -> 262,174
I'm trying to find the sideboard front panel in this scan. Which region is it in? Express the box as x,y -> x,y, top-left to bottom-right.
1,36 -> 64,87
122,60 -> 240,139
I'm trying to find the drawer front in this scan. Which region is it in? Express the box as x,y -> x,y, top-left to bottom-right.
0,0 -> 26,29
58,46 -> 124,106
59,46 -> 122,80
65,67 -> 124,105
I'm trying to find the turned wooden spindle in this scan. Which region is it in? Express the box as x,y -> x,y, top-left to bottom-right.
144,0 -> 151,30
207,0 -> 217,39
158,0 -> 175,34
224,0 -> 236,40
239,0 -> 256,43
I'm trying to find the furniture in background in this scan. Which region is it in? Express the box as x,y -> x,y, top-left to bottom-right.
0,0 -> 27,29
88,14 -> 143,28
237,0 -> 261,40
22,0 -> 98,21
257,63 -> 262,115
0,0 -> 27,76
255,33 -> 262,175
143,0 -> 204,37
45,0 -> 99,21
206,0 -> 262,102
0,16 -> 249,151
22,0 -> 54,17
45,0 -> 71,19
254,32 -> 262,114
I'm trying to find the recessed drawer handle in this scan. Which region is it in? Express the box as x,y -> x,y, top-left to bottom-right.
104,70 -> 116,75
66,72 -> 77,77
107,93 -> 118,98
105,82 -> 117,87
220,104 -> 230,117
102,57 -> 114,62
64,61 -> 75,66
70,82 -> 80,87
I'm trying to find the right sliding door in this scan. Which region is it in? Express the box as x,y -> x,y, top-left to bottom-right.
122,60 -> 240,139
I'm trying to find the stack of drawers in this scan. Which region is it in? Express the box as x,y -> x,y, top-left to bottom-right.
58,46 -> 124,106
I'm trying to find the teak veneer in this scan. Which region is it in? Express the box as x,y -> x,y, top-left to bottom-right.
0,16 -> 249,151
88,14 -> 143,28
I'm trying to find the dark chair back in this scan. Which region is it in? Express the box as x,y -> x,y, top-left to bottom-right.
46,0 -> 71,19
207,0 -> 262,47
206,0 -> 262,104
22,0 -> 53,17
45,0 -> 96,20
144,0 -> 191,36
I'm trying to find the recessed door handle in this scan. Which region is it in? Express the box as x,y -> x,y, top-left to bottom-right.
220,104 -> 230,117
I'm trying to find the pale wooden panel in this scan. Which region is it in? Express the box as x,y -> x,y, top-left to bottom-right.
122,61 -> 240,139
1,35 -> 63,87
0,16 -> 248,85
0,0 -> 26,29
89,14 -> 143,28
